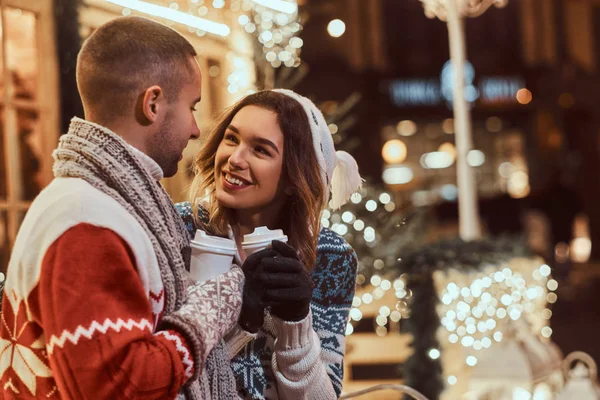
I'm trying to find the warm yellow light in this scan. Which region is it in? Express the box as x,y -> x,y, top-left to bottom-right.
327,19 -> 346,38
438,142 -> 457,161
251,0 -> 298,14
382,166 -> 413,185
541,326 -> 553,338
516,88 -> 533,105
571,237 -> 592,263
375,326 -> 388,337
105,0 -> 231,36
397,120 -> 417,136
382,139 -> 407,164
508,170 -> 530,198
442,118 -> 454,134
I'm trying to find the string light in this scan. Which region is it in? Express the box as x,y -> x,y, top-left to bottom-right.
250,0 -> 297,14
365,200 -> 378,212
325,187 -> 412,339
235,0 -> 302,67
345,323 -> 354,336
429,348 -> 441,360
350,193 -> 362,204
382,140 -> 408,164
112,0 -> 302,66
327,19 -> 346,38
434,259 -> 556,371
105,0 -> 231,36
226,53 -> 254,97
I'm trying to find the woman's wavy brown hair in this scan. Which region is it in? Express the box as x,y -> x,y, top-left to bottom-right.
189,90 -> 324,270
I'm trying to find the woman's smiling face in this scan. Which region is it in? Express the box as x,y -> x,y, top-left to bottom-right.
214,105 -> 286,213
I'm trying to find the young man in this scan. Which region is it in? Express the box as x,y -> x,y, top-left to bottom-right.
0,16 -> 243,399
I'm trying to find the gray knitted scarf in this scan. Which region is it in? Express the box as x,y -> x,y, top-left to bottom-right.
53,118 -> 237,400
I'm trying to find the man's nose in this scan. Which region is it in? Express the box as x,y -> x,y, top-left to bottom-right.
190,121 -> 201,140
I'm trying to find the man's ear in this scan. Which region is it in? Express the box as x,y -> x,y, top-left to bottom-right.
140,85 -> 164,124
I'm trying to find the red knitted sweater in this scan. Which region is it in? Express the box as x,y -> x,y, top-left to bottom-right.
0,178 -> 194,399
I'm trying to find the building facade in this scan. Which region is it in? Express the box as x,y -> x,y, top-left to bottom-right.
0,0 -> 258,273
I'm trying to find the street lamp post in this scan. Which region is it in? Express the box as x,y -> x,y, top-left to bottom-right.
420,0 -> 508,241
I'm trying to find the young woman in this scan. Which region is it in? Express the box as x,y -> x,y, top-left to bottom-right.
177,89 -> 362,399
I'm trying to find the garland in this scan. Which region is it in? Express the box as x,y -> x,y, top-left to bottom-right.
398,235 -> 532,400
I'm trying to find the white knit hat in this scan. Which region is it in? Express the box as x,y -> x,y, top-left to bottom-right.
272,89 -> 363,210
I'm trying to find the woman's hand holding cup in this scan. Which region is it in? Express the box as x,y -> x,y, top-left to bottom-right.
258,240 -> 312,322
238,228 -> 312,332
239,247 -> 278,333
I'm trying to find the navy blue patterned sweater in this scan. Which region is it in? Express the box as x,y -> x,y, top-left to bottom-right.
175,202 -> 357,399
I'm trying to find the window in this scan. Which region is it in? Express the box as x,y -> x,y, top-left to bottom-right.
207,58 -> 223,117
0,0 -> 59,273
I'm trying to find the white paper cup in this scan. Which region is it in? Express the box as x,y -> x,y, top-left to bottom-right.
241,226 -> 288,256
190,230 -> 236,281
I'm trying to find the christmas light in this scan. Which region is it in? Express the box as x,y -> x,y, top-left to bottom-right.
442,118 -> 454,134
516,88 -> 533,105
251,0 -> 297,14
235,0 -> 302,66
420,151 -> 454,169
105,0 -> 231,36
353,220 -> 365,231
365,200 -> 378,212
345,323 -> 354,336
382,165 -> 414,185
380,280 -> 392,291
382,139 -> 408,164
327,19 -> 346,38
467,149 -> 485,167
396,120 -> 417,136
350,193 -> 362,204
429,348 -> 441,360
324,185 -> 410,339
390,311 -> 401,322
384,202 -> 396,212
435,258 -> 555,377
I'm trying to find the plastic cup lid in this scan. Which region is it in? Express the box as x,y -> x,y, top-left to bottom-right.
242,226 -> 287,247
191,230 -> 236,253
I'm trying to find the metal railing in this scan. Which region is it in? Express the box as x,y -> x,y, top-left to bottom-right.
340,384 -> 429,400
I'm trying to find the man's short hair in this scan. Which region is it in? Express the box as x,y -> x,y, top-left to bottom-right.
77,16 -> 197,119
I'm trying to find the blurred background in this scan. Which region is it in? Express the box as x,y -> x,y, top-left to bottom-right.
2,0 -> 600,398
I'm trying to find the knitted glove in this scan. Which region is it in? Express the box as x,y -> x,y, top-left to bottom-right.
259,240 -> 313,322
239,248 -> 279,333
160,265 -> 244,381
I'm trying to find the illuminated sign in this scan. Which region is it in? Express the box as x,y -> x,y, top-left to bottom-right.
389,60 -> 525,108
